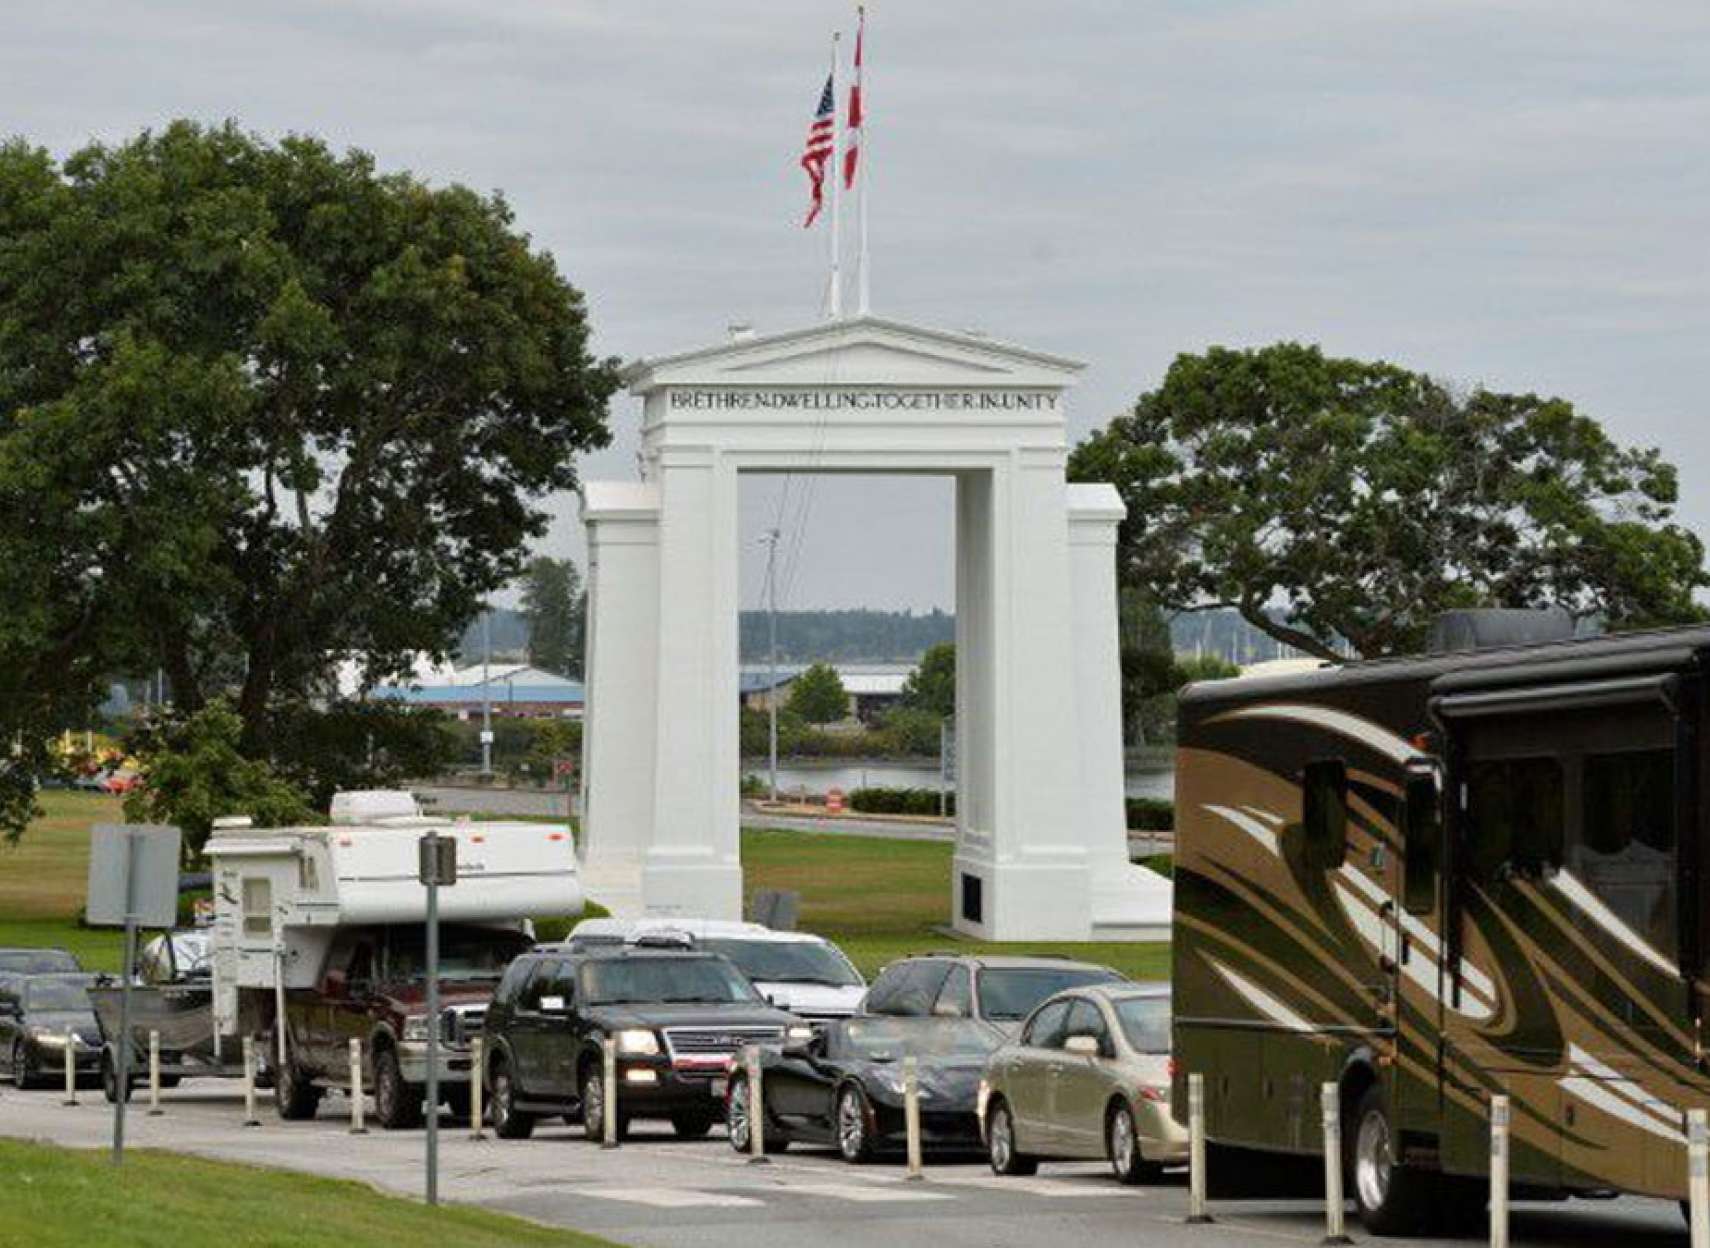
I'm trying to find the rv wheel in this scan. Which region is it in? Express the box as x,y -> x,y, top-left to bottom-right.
272,1034 -> 323,1121
1350,1084 -> 1433,1236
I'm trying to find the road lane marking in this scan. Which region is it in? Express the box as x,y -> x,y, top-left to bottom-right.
777,1181 -> 952,1203
578,1187 -> 765,1209
927,1174 -> 1125,1198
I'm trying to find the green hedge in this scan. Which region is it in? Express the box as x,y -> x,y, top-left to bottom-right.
848,786 -> 953,816
1125,797 -> 1173,831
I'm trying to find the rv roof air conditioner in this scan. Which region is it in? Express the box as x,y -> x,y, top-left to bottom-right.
328,789 -> 422,825
1426,607 -> 1575,655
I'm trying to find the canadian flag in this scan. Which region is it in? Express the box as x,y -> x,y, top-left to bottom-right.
843,6 -> 864,189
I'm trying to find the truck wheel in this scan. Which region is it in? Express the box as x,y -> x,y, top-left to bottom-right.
374,1047 -> 424,1130
491,1061 -> 535,1140
273,1034 -> 323,1121
1350,1083 -> 1434,1236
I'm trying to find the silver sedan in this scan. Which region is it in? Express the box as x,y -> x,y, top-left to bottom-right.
978,982 -> 1186,1183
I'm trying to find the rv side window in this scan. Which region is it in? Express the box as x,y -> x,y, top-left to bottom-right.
1467,756 -> 1563,883
1403,776 -> 1439,915
241,877 -> 272,938
1302,760 -> 1348,869
1573,748 -> 1675,960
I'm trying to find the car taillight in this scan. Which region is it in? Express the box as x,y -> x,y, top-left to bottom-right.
1166,1056 -> 1180,1080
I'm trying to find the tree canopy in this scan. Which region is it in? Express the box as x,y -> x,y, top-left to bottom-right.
1069,343 -> 1707,660
786,663 -> 849,725
519,556 -> 585,678
901,643 -> 956,718
0,121 -> 617,837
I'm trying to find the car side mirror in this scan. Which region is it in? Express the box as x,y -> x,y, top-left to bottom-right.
1064,1034 -> 1100,1057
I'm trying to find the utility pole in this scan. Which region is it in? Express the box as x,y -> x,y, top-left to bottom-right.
762,529 -> 782,802
480,610 -> 493,777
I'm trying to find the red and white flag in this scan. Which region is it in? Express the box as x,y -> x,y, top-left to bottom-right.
800,73 -> 836,227
843,7 -> 865,190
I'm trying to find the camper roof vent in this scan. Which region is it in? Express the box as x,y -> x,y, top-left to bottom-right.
329,790 -> 422,825
1427,607 -> 1574,655
210,815 -> 253,831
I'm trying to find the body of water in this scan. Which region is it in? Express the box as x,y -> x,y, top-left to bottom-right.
744,759 -> 1174,802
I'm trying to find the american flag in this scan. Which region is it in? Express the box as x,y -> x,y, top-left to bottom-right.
800,74 -> 835,227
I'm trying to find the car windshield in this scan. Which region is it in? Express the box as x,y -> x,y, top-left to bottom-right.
836,1018 -> 999,1061
582,956 -> 759,1005
1113,995 -> 1171,1054
0,950 -> 79,974
25,978 -> 92,1012
700,938 -> 862,987
381,926 -> 531,982
977,967 -> 1122,1020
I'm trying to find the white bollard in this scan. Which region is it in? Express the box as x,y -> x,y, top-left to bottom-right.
147,1031 -> 162,1116
1186,1072 -> 1212,1224
242,1036 -> 260,1127
348,1038 -> 367,1135
1320,1083 -> 1351,1245
1489,1094 -> 1510,1248
469,1035 -> 486,1140
601,1036 -> 618,1149
746,1045 -> 769,1164
62,1031 -> 77,1106
1689,1108 -> 1708,1248
903,1055 -> 924,1181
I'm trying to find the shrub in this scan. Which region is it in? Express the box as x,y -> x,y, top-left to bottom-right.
1126,797 -> 1173,831
848,786 -> 953,817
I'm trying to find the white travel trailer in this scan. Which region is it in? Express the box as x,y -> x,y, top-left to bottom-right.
206,791 -> 582,1125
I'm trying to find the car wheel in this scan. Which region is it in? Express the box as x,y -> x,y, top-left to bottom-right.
1350,1083 -> 1434,1236
581,1063 -> 628,1143
836,1084 -> 874,1164
13,1039 -> 38,1091
1107,1102 -> 1161,1185
374,1047 -> 424,1130
726,1074 -> 754,1153
491,1062 -> 535,1140
986,1099 -> 1037,1176
672,1108 -> 715,1139
273,1034 -> 323,1121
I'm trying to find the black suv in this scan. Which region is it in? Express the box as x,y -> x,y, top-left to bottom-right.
481,947 -> 807,1141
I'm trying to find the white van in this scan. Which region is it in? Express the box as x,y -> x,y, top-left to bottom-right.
562,917 -> 866,1021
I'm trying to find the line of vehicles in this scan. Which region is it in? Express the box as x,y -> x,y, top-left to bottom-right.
14,615 -> 1710,1238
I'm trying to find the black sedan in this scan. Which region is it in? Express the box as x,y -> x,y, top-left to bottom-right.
725,1016 -> 1003,1163
0,973 -> 102,1088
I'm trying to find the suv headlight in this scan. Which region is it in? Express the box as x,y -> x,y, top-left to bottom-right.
785,1025 -> 814,1044
616,1028 -> 660,1056
401,1015 -> 431,1042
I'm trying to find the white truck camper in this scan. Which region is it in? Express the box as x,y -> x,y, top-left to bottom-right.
207,791 -> 582,1063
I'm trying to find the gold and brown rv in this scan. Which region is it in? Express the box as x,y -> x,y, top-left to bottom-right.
1173,618 -> 1707,1236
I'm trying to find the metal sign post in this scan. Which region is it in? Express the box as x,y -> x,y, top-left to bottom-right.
418,831 -> 456,1207
86,824 -> 180,1167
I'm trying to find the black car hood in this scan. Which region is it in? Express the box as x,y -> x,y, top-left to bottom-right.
854,1055 -> 988,1107
27,1010 -> 99,1034
586,1002 -> 799,1031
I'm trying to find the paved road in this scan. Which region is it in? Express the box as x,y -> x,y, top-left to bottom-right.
415,786 -> 1174,858
0,1081 -> 1688,1247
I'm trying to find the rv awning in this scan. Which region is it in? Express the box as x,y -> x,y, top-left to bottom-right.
1430,673 -> 1680,721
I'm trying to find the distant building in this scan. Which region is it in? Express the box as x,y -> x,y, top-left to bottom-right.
739,663 -> 912,723
369,662 -> 584,719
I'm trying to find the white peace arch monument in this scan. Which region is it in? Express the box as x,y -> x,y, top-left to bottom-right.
577,315 -> 1172,941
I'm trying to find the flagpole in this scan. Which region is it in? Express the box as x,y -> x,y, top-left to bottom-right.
855,7 -> 870,316
827,30 -> 843,319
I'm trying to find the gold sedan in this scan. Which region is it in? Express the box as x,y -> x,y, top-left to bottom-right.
979,982 -> 1185,1183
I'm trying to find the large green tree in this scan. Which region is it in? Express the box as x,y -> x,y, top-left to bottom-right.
1070,343 -> 1706,660
0,122 -> 617,837
518,556 -> 585,677
786,663 -> 849,725
901,643 -> 956,718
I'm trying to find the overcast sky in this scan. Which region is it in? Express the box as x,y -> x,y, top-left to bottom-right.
7,1 -> 1708,613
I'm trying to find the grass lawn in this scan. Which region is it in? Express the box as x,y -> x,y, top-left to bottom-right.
0,1139 -> 618,1248
0,792 -> 1169,982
